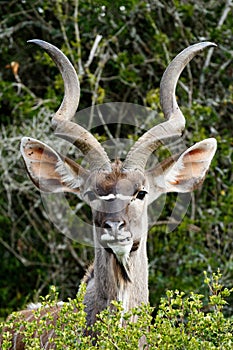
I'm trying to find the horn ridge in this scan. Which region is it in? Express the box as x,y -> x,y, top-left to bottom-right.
160,41 -> 217,123
123,42 -> 217,171
28,39 -> 80,126
28,39 -> 111,171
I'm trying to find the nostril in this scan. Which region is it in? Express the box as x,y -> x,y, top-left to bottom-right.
103,220 -> 126,231
103,221 -> 112,230
118,221 -> 125,230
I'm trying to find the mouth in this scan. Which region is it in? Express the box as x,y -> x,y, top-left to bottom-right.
101,233 -> 133,246
101,233 -> 140,283
100,232 -> 133,261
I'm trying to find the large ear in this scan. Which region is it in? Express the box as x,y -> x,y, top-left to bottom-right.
147,138 -> 217,201
20,137 -> 88,193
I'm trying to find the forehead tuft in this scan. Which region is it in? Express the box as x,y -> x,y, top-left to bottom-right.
87,167 -> 146,196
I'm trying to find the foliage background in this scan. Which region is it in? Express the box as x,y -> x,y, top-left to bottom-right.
0,0 -> 232,320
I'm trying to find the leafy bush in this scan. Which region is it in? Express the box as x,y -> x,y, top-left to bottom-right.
0,0 -> 232,323
1,271 -> 233,349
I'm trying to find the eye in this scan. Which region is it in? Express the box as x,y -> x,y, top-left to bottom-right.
85,191 -> 97,202
136,190 -> 147,200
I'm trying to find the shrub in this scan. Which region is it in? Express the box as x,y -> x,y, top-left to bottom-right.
0,0 -> 232,322
1,270 -> 233,349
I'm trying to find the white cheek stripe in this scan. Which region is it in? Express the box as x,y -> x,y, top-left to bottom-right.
98,193 -> 116,200
99,193 -> 132,201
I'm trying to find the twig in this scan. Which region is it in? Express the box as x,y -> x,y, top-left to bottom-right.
88,48 -> 109,130
66,239 -> 86,268
55,0 -> 76,71
200,0 -> 233,90
149,220 -> 201,232
73,0 -> 84,75
85,34 -> 103,69
96,104 -> 116,143
0,236 -> 53,268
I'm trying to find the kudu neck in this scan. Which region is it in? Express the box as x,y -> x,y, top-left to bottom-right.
94,233 -> 149,312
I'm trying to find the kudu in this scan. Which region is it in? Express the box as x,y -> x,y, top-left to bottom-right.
1,40 -> 217,349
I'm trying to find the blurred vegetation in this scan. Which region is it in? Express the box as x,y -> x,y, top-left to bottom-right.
0,0 -> 232,327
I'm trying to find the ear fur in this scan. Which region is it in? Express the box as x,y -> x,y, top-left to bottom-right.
20,137 -> 88,193
147,138 -> 217,201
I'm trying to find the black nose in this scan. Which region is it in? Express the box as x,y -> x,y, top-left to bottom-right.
103,220 -> 125,233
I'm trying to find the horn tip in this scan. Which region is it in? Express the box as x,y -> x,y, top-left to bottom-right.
27,39 -> 50,49
199,41 -> 217,49
27,39 -> 41,44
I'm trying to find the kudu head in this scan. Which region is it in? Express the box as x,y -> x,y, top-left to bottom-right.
21,40 -> 217,276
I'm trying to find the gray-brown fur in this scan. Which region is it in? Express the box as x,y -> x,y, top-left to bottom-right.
84,230 -> 149,326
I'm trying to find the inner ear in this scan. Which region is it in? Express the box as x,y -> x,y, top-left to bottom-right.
167,138 -> 217,191
21,137 -> 88,193
147,138 -> 217,201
